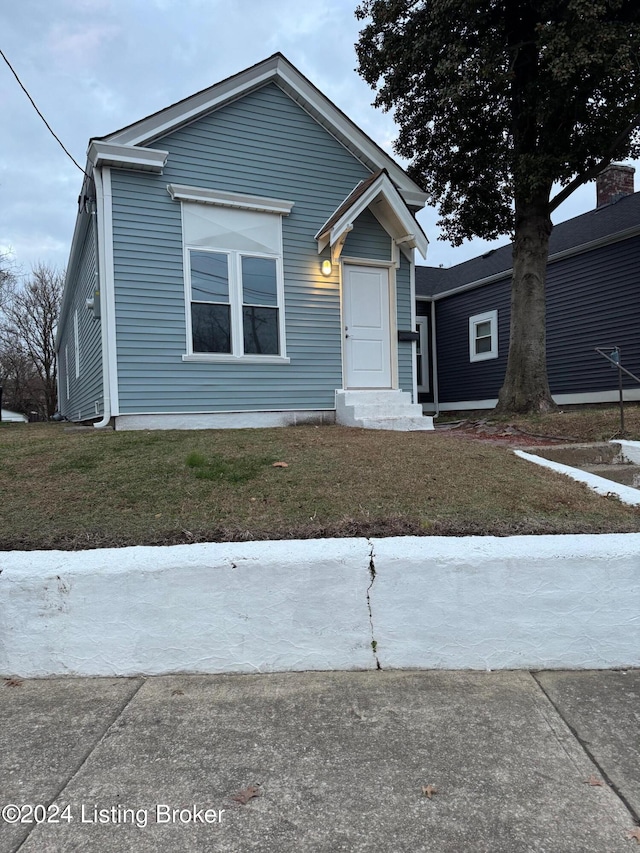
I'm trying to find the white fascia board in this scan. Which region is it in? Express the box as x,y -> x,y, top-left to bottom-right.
320,173 -> 428,257
167,184 -> 294,214
87,141 -> 168,172
101,54 -> 427,208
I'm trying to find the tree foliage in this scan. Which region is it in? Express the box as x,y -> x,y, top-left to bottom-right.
356,0 -> 640,412
1,264 -> 64,418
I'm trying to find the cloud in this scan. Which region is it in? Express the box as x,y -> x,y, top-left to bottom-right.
47,21 -> 122,71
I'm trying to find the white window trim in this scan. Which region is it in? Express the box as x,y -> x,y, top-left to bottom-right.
73,309 -> 80,379
416,316 -> 429,392
469,310 -> 498,362
168,184 -> 294,215
184,246 -> 288,362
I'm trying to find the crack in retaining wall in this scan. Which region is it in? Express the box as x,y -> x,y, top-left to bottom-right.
366,539 -> 381,670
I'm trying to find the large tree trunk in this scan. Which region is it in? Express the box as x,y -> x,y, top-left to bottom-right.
495,200 -> 556,414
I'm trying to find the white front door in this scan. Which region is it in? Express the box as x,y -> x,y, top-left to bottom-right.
343,265 -> 392,389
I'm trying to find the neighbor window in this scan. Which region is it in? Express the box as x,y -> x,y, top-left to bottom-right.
176,194 -> 291,362
469,310 -> 498,362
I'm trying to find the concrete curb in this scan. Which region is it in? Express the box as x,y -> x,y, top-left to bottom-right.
2,534 -> 639,677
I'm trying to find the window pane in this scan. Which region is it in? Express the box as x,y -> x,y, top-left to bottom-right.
475,321 -> 491,338
243,306 -> 279,355
190,251 -> 229,302
191,303 -> 231,353
242,256 -> 277,306
475,336 -> 492,354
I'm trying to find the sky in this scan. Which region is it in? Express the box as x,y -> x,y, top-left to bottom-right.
1,0 -> 637,277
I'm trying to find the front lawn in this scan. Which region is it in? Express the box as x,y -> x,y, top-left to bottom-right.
2,421 -> 639,550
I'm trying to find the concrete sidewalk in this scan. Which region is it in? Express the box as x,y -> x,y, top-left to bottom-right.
1,670 -> 638,852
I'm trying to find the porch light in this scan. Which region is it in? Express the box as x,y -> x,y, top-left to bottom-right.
321,259 -> 332,277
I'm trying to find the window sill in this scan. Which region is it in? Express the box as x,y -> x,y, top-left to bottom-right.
469,352 -> 498,363
182,354 -> 290,365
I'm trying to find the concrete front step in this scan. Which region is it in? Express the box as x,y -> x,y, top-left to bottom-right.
357,416 -> 435,431
335,389 -> 434,431
348,402 -> 425,418
338,389 -> 414,406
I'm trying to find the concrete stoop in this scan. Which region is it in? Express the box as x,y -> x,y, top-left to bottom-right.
335,389 -> 434,431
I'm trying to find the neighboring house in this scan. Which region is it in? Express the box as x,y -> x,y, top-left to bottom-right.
0,409 -> 28,423
56,54 -> 432,431
416,164 -> 640,412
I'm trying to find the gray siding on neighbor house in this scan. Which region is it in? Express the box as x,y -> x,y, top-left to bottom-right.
58,213 -> 103,420
110,82 -> 389,414
435,235 -> 640,404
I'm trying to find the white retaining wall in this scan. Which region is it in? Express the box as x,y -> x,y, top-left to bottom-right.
1,535 -> 639,677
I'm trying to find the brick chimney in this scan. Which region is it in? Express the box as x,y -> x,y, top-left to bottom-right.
596,163 -> 635,208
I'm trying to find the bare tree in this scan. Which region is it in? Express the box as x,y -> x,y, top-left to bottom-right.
0,333 -> 42,416
1,263 -> 64,418
0,250 -> 16,310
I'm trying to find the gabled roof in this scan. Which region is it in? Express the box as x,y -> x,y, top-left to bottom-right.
316,169 -> 428,261
416,190 -> 640,299
94,53 -> 428,209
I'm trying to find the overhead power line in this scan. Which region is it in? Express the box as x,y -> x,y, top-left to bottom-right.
0,47 -> 88,176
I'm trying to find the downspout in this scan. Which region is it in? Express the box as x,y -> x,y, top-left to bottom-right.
430,299 -> 439,416
93,166 -> 112,428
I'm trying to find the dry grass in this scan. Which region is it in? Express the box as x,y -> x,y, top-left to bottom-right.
1,420 -> 639,550
437,402 -> 640,442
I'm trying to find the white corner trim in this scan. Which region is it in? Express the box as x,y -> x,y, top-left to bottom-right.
514,449 -> 640,506
101,168 -> 119,417
167,184 -> 294,214
88,141 -> 168,172
92,168 -> 111,428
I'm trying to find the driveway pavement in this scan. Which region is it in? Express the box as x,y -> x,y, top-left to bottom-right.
1,669 -> 638,852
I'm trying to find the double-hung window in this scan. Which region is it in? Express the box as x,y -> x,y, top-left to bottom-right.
469,310 -> 498,362
171,186 -> 293,363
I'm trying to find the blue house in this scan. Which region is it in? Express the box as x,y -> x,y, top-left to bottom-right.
56,54 -> 432,431
415,164 -> 640,413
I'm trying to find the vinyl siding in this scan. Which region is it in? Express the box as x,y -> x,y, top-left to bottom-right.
435,235 -> 640,404
110,82 -> 388,414
58,214 -> 103,420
